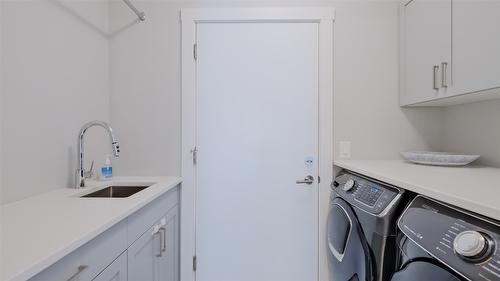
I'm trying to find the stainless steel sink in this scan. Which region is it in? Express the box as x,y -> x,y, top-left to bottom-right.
81,185 -> 151,198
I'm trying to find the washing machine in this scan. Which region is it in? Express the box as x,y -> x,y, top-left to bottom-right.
392,195 -> 500,281
328,171 -> 407,281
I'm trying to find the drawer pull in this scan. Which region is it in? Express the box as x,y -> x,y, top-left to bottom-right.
67,265 -> 88,281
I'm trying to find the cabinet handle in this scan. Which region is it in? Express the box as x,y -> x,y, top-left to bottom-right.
433,65 -> 440,90
153,230 -> 162,257
160,227 -> 167,253
67,265 -> 88,281
441,62 -> 448,87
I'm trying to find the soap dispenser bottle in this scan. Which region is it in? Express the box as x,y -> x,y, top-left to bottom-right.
101,155 -> 113,180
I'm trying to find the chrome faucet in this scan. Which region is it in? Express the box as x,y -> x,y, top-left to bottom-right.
76,121 -> 120,188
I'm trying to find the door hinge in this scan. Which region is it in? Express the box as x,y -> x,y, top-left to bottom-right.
193,44 -> 197,60
318,176 -> 321,183
191,147 -> 198,165
193,255 -> 197,271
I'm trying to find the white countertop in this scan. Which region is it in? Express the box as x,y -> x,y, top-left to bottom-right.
0,176 -> 182,281
334,160 -> 500,221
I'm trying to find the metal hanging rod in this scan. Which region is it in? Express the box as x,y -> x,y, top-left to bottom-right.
122,0 -> 146,21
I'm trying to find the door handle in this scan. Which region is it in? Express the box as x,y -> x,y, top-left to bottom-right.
296,175 -> 314,185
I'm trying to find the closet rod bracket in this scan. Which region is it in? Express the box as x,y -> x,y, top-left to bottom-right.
122,0 -> 146,21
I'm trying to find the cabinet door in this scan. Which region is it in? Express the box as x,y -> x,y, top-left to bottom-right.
93,252 -> 127,281
158,207 -> 179,281
401,0 -> 452,105
450,0 -> 500,96
128,224 -> 162,281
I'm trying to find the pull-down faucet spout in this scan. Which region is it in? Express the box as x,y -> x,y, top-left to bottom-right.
76,121 -> 120,188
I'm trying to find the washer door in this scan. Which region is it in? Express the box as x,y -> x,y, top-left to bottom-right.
391,261 -> 462,281
327,197 -> 373,281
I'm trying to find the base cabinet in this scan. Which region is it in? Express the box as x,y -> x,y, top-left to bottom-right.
158,207 -> 179,281
128,206 -> 179,281
29,186 -> 180,281
128,221 -> 163,280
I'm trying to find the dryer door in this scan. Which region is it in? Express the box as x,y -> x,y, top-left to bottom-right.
391,261 -> 463,281
327,197 -> 373,281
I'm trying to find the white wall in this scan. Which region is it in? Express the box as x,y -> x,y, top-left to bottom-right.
109,0 -> 442,179
1,0 -> 110,204
0,0 -> 444,201
109,0 -> 181,177
332,2 -> 443,160
442,99 -> 500,167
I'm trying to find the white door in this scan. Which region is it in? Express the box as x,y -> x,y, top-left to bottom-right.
195,22 -> 319,281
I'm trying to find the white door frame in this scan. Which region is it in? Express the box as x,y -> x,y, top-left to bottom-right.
180,8 -> 334,281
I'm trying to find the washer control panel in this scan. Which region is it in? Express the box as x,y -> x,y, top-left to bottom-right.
357,185 -> 383,206
332,172 -> 401,215
399,196 -> 500,281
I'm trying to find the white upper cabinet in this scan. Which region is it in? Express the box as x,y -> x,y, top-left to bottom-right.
451,0 -> 500,96
401,0 -> 452,105
400,0 -> 500,106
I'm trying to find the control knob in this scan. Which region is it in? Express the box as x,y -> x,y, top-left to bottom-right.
343,179 -> 355,192
453,231 -> 489,260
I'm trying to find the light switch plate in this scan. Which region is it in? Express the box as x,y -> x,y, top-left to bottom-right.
339,141 -> 351,159
304,156 -> 314,170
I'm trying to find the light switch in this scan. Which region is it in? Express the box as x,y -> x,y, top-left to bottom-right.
339,141 -> 351,159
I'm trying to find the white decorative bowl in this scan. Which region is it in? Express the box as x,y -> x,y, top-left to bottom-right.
401,151 -> 480,166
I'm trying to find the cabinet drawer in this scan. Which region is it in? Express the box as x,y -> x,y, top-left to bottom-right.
29,249 -> 80,281
29,220 -> 127,281
78,220 -> 127,280
92,251 -> 127,281
127,185 -> 179,246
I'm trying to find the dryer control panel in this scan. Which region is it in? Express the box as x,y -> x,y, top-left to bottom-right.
332,172 -> 401,216
399,196 -> 500,281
